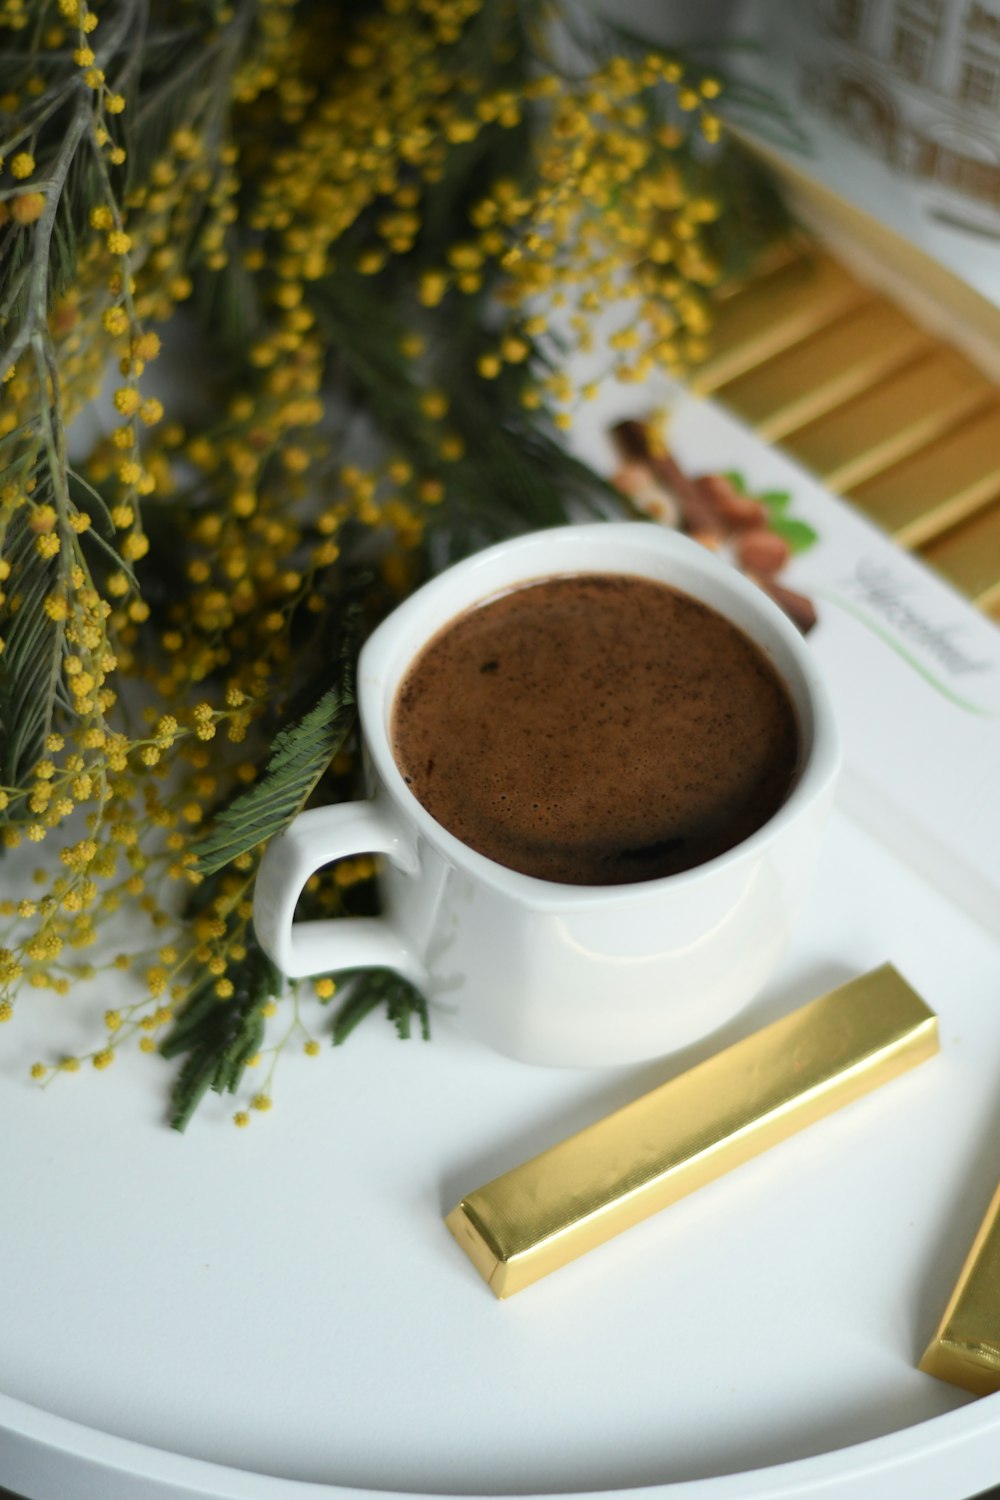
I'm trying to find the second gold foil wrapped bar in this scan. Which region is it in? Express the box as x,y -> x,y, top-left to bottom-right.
446,965 -> 938,1297
921,1179 -> 1000,1396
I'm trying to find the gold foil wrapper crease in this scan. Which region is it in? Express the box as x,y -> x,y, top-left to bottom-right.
921,1178 -> 1000,1396
446,965 -> 939,1298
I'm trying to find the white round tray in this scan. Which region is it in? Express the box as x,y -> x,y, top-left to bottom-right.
3,810 -> 1000,1500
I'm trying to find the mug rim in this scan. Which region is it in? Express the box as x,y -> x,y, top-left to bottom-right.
357,522 -> 841,908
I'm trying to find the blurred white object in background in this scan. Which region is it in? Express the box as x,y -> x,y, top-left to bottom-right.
584,0 -> 1000,360
762,0 -> 1000,307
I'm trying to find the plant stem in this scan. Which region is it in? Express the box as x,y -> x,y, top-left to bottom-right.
0,92 -> 90,376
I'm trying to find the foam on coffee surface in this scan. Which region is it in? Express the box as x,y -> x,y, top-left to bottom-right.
391,573 -> 799,886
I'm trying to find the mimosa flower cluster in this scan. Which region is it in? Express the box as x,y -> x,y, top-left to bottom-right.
0,0 -> 784,1126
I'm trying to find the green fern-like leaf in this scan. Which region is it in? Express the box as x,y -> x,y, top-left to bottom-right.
162,942 -> 280,1132
0,505 -> 65,790
190,664 -> 356,878
331,970 -> 430,1045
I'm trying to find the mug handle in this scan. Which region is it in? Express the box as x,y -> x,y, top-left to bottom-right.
252,802 -> 426,983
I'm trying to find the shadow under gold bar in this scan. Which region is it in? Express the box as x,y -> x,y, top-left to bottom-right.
921,1177 -> 1000,1396
446,965 -> 938,1298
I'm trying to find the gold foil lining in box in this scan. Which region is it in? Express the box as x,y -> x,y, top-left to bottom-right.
921,1178 -> 1000,1396
695,253 -> 869,392
701,244 -> 1000,615
780,351 -> 993,493
715,301 -> 930,442
446,965 -> 939,1298
921,499 -> 1000,612
847,403 -> 1000,549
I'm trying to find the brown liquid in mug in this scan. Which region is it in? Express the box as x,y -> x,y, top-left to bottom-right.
391,573 -> 800,885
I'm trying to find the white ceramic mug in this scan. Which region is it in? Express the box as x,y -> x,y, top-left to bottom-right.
253,523 -> 841,1066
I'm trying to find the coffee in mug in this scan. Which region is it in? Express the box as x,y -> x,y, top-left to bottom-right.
391,574 -> 800,886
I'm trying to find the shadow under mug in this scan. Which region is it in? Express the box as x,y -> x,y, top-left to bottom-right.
253,523 -> 841,1067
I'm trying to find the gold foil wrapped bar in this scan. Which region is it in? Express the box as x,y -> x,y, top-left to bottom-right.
446,965 -> 938,1298
921,1179 -> 1000,1396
